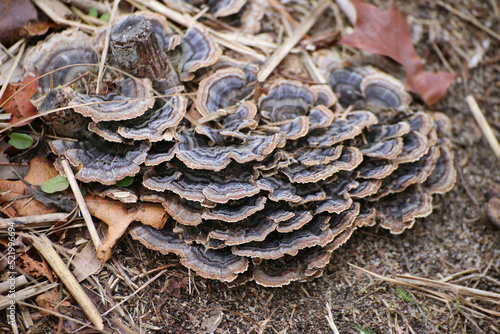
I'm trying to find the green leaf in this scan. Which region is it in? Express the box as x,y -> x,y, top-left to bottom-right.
115,176 -> 133,187
8,133 -> 33,149
80,187 -> 87,197
100,13 -> 110,22
353,324 -> 375,334
88,7 -> 98,18
41,175 -> 69,194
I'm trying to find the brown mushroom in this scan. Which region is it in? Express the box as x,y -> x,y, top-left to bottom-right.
24,30 -> 98,96
178,25 -> 222,81
50,133 -> 150,185
68,78 -> 155,122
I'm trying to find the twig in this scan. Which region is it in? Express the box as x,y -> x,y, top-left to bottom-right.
0,213 -> 70,229
32,0 -> 96,32
60,159 -> 101,249
0,42 -> 25,101
132,0 -> 266,61
16,300 -> 109,332
60,0 -> 108,14
325,302 -> 341,334
395,274 -> 500,301
0,39 -> 24,64
257,0 -> 330,82
101,269 -> 167,316
29,234 -> 104,330
439,268 -> 482,283
334,0 -> 356,25
0,281 -> 58,310
437,0 -> 500,42
465,94 -> 500,157
95,0 -> 121,94
0,276 -> 28,294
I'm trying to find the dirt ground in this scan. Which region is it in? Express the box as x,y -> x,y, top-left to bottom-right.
114,1 -> 500,333
1,0 -> 500,333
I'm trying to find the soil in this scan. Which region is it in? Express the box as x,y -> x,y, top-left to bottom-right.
2,0 -> 500,333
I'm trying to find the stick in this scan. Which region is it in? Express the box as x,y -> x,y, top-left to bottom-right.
30,234 -> 104,330
465,94 -> 500,157
60,159 -> 101,249
95,0 -> 121,94
132,0 -> 266,62
257,0 -> 330,82
0,276 -> 28,295
396,274 -> 500,300
0,213 -> 69,229
0,281 -> 57,310
0,42 -> 25,101
437,0 -> 500,42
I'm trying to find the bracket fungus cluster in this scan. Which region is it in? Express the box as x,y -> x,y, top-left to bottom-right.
24,10 -> 456,287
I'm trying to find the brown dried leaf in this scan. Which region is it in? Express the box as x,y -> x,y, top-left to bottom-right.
0,156 -> 59,217
0,0 -> 38,46
339,0 -> 455,105
84,196 -> 169,262
72,241 -> 102,282
19,253 -> 54,280
35,289 -> 70,316
0,75 -> 38,126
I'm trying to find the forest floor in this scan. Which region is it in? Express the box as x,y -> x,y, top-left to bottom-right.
1,0 -> 500,333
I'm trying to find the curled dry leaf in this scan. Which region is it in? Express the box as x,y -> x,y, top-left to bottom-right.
339,0 -> 455,105
19,252 -> 55,281
0,75 -> 38,126
0,156 -> 59,217
84,196 -> 169,262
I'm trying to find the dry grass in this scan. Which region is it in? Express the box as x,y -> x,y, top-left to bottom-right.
1,0 -> 500,333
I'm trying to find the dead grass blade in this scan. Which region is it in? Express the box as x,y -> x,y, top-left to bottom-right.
465,94 -> 500,158
349,263 -> 500,320
29,234 -> 104,330
257,0 -> 330,82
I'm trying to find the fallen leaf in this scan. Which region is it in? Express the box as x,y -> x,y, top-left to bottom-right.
339,0 -> 455,105
0,156 -> 59,217
0,75 -> 39,126
19,252 -> 55,281
22,20 -> 60,38
165,273 -> 188,298
41,175 -> 69,194
72,241 -> 102,282
84,196 -> 169,262
0,0 -> 38,46
36,289 -> 70,316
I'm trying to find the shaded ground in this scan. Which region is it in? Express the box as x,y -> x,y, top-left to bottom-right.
1,0 -> 500,333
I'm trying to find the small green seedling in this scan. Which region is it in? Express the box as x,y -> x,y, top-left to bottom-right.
41,175 -> 69,194
396,286 -> 416,304
455,299 -> 464,312
115,176 -> 134,187
100,13 -> 110,22
8,133 -> 33,149
88,7 -> 98,18
353,324 -> 375,334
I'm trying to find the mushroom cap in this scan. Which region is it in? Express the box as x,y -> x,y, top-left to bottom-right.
24,30 -> 98,96
50,133 -> 150,185
196,68 -> 248,116
68,78 -> 155,122
178,25 -> 222,81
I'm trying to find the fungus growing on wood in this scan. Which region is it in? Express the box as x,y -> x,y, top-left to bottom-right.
26,13 -> 457,287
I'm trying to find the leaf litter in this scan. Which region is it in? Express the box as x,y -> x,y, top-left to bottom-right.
0,0 -> 499,333
340,0 -> 455,105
